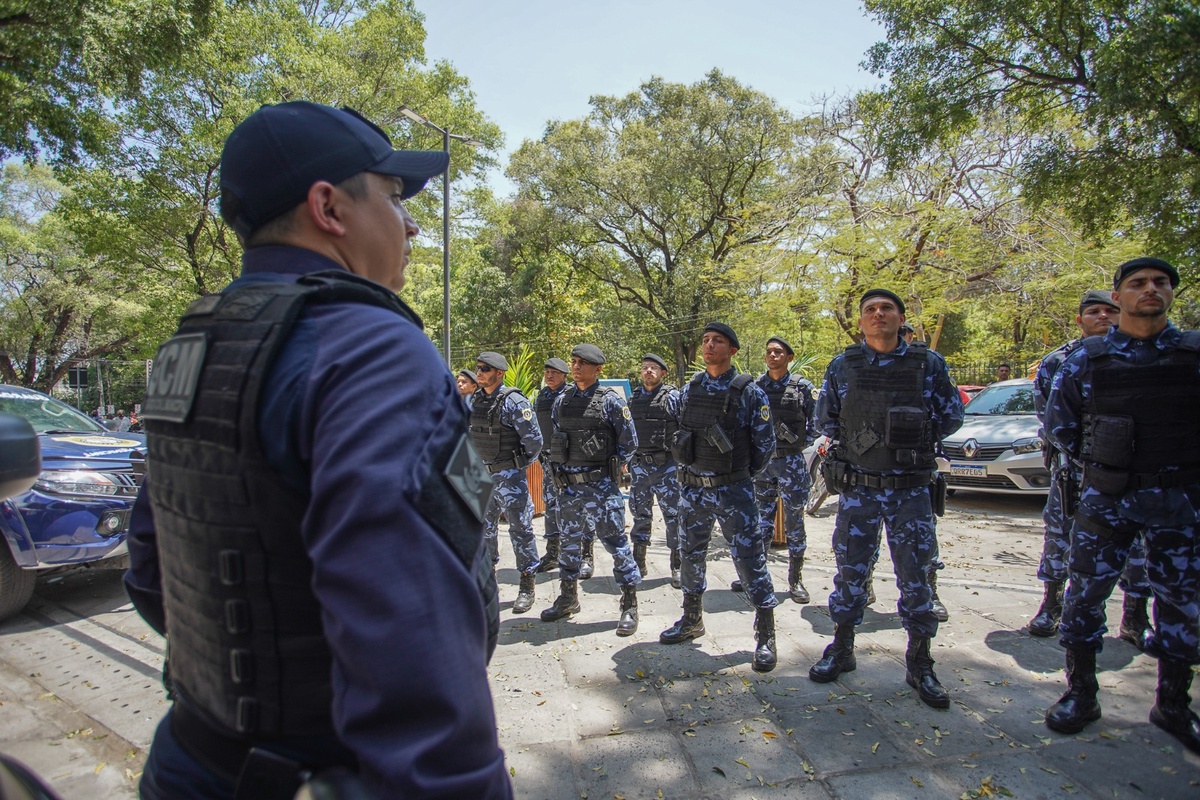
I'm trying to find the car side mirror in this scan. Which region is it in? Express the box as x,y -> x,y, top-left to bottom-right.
0,412 -> 40,501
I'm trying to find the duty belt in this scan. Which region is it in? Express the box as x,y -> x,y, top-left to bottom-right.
849,471 -> 934,490
486,456 -> 525,474
564,467 -> 607,484
1131,467 -> 1200,490
679,467 -> 751,489
633,451 -> 669,466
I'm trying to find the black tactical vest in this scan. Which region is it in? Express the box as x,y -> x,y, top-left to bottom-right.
469,386 -> 524,467
629,384 -> 678,453
1081,332 -> 1200,475
141,271 -> 495,740
679,372 -> 753,474
838,343 -> 935,472
535,385 -> 566,459
557,387 -> 616,467
758,374 -> 811,457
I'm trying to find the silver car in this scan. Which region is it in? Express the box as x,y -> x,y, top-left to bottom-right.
936,378 -> 1051,495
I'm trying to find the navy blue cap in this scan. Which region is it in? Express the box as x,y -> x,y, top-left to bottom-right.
220,101 -> 450,238
457,369 -> 478,384
476,352 -> 509,371
766,336 -> 793,355
571,344 -> 606,365
642,353 -> 668,370
1113,257 -> 1179,290
702,322 -> 739,349
544,357 -> 569,373
859,289 -> 905,315
1079,290 -> 1119,313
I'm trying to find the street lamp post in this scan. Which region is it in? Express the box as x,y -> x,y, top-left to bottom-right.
398,106 -> 483,368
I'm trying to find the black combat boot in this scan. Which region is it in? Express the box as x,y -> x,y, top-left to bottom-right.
928,571 -> 949,622
579,538 -> 595,580
788,555 -> 810,604
512,573 -> 536,614
1118,594 -> 1151,652
670,549 -> 682,590
537,537 -> 560,573
1028,580 -> 1064,637
1045,648 -> 1102,734
616,587 -> 638,637
633,541 -> 649,576
905,635 -> 950,709
809,624 -> 856,682
660,593 -> 705,644
752,607 -> 778,672
540,579 -> 581,621
1149,658 -> 1200,755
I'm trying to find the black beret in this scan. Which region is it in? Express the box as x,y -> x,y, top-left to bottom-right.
766,336 -> 794,355
859,289 -> 905,315
571,343 -> 606,365
457,369 -> 477,383
642,353 -> 668,370
898,323 -> 915,334
1113,257 -> 1179,289
476,351 -> 509,371
544,357 -> 569,373
1078,289 -> 1119,313
702,322 -> 739,349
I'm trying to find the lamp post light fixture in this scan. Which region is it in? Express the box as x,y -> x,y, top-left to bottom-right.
398,106 -> 484,368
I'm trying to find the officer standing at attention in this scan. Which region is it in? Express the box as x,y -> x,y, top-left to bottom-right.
752,336 -> 817,603
1029,290 -> 1152,639
628,353 -> 683,585
126,101 -> 511,799
1044,257 -> 1200,755
808,289 -> 963,708
470,351 -> 543,614
659,323 -> 780,672
533,357 -> 570,573
540,344 -> 642,635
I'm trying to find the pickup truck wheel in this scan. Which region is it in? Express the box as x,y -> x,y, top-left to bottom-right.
0,545 -> 36,622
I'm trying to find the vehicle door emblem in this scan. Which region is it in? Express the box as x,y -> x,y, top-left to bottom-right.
963,438 -> 979,459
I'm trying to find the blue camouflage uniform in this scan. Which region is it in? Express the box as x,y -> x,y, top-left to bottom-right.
676,369 -> 779,610
817,339 -> 963,638
125,246 -> 510,799
475,386 -> 542,574
753,373 -> 817,556
1035,343 -> 1150,594
534,383 -> 569,544
628,383 -> 683,551
551,384 -> 641,586
1045,324 -> 1200,662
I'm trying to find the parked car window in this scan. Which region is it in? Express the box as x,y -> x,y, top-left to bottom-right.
965,383 -> 1036,416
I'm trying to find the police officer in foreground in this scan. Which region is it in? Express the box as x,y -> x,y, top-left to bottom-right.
751,336 -> 817,603
470,351 -> 543,613
533,357 -> 570,574
659,323 -> 780,672
1029,290 -> 1151,640
540,344 -> 642,635
628,353 -> 683,585
809,290 -> 964,709
126,101 -> 510,798
1044,257 -> 1200,754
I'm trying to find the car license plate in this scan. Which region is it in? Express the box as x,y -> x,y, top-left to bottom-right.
950,463 -> 987,478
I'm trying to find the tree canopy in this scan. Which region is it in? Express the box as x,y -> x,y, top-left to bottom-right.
864,0 -> 1200,268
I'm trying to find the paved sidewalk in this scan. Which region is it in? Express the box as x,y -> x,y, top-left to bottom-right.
489,496 -> 1199,799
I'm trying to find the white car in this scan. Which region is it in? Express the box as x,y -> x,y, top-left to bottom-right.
936,378 -> 1051,495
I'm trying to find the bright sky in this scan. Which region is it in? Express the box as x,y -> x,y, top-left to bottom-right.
418,0 -> 886,190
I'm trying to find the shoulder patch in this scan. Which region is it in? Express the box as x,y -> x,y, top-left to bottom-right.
142,332 -> 208,423
760,404 -> 771,422
522,407 -> 533,421
622,406 -> 632,420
